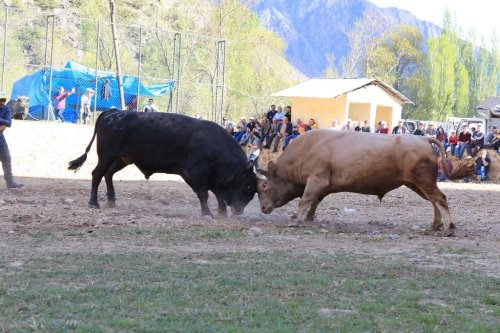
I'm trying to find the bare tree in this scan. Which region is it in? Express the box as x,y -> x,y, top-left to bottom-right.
340,9 -> 392,78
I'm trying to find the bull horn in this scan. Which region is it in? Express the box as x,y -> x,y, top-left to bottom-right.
256,173 -> 268,181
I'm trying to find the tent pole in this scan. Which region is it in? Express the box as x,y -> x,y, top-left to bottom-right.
43,15 -> 50,70
93,21 -> 100,124
136,27 -> 142,112
47,15 -> 55,121
1,6 -> 9,92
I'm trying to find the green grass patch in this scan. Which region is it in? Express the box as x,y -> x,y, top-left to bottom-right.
437,244 -> 480,255
1,244 -> 498,332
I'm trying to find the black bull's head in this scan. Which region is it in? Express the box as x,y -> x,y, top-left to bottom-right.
224,161 -> 258,215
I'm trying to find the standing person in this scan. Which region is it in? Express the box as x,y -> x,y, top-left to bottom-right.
127,95 -> 138,111
266,104 -> 277,123
0,92 -> 24,189
248,130 -> 262,172
53,86 -> 75,122
143,98 -> 159,112
284,106 -> 292,123
80,88 -> 94,124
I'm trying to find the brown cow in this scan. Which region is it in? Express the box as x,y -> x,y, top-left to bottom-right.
256,130 -> 475,236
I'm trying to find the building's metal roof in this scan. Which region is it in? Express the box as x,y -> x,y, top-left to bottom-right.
271,78 -> 413,105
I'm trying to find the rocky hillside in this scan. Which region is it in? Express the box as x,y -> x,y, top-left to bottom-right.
250,0 -> 441,77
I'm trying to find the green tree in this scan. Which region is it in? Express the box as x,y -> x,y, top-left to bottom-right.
369,25 -> 423,92
422,11 -> 464,120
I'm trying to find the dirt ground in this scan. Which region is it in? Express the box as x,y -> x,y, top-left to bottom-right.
1,120 -> 499,277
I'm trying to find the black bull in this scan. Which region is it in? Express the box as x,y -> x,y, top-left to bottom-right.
68,110 -> 257,216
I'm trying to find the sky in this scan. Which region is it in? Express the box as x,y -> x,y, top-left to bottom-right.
369,0 -> 499,40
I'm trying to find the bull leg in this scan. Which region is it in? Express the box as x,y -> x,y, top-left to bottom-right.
406,183 -> 442,230
305,195 -> 326,222
415,183 -> 454,236
89,158 -> 115,209
430,202 -> 443,231
104,159 -> 128,207
214,192 -> 228,218
196,190 -> 213,217
293,177 -> 329,224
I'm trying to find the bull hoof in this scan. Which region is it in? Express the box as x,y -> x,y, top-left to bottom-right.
443,228 -> 455,237
107,201 -> 116,208
88,203 -> 100,209
431,223 -> 443,231
217,211 -> 228,218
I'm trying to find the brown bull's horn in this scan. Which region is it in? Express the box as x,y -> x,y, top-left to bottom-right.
256,173 -> 268,181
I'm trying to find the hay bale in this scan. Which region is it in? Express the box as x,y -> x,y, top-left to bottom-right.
446,157 -> 476,180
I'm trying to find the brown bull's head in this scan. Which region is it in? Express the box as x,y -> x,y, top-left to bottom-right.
256,161 -> 278,214
257,160 -> 302,214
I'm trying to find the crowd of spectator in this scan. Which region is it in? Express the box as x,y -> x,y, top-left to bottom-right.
221,106 -> 499,181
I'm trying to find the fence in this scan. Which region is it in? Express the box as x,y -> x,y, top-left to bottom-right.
0,5 -> 226,124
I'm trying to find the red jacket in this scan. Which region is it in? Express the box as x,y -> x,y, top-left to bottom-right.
448,135 -> 458,145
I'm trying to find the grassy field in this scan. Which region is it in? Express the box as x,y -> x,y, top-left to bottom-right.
1,227 -> 498,332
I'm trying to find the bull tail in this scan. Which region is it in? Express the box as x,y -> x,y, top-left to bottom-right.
426,137 -> 474,180
68,111 -> 107,172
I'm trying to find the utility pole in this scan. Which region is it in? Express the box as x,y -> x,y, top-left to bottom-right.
109,0 -> 125,109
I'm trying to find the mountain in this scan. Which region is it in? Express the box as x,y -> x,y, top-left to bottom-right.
250,0 -> 442,78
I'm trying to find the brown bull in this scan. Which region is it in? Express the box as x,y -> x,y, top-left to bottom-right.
257,130 -> 475,236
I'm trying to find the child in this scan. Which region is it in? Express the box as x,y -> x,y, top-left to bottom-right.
448,130 -> 458,156
248,130 -> 261,172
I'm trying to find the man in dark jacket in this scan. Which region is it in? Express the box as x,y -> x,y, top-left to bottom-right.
392,119 -> 408,134
0,92 -> 23,188
413,122 -> 425,136
266,105 -> 277,123
272,116 -> 293,152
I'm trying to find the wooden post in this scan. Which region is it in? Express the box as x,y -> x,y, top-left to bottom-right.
109,0 -> 125,110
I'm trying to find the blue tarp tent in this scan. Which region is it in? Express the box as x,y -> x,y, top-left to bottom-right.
10,61 -> 175,122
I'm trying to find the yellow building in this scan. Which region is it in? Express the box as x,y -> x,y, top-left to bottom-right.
272,79 -> 413,130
